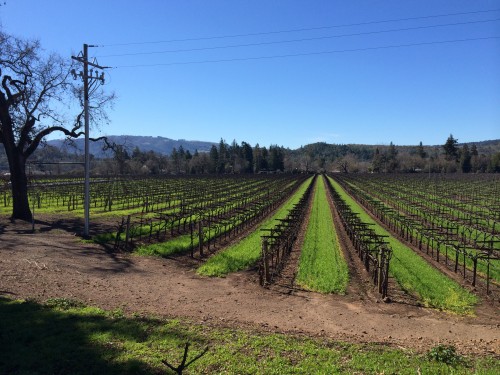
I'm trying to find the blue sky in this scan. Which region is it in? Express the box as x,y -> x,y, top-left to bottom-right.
1,1 -> 499,149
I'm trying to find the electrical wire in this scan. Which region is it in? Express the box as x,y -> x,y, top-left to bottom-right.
112,36 -> 500,68
101,8 -> 500,47
98,18 -> 500,58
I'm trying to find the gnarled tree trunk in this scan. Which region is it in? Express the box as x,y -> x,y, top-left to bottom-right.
0,94 -> 32,221
8,150 -> 31,221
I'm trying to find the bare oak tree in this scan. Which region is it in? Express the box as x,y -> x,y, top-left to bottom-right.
0,30 -> 114,221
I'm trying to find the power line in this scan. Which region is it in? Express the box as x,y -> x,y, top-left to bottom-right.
98,18 -> 500,58
112,36 -> 500,68
102,8 -> 500,47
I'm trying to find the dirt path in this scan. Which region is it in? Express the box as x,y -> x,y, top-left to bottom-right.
0,218 -> 498,356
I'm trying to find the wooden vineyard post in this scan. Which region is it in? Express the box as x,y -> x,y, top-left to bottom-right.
472,256 -> 478,287
377,247 -> 383,294
463,248 -> 466,279
124,215 -> 131,249
207,214 -> 211,251
114,217 -> 125,250
261,238 -> 270,285
138,215 -> 144,241
487,252 -> 490,295
190,222 -> 194,258
149,219 -> 154,241
381,246 -> 392,298
259,249 -> 264,286
198,221 -> 203,257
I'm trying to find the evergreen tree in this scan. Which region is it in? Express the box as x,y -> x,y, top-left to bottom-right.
417,141 -> 427,158
209,145 -> 219,173
178,145 -> 186,159
261,147 -> 269,170
372,148 -> 384,172
229,139 -> 240,173
269,145 -> 285,171
460,144 -> 472,173
489,152 -> 500,172
132,146 -> 142,160
470,144 -> 478,156
241,142 -> 254,173
443,134 -> 459,161
386,142 -> 399,172
388,142 -> 398,159
217,138 -> 228,173
253,144 -> 269,172
171,147 -> 181,173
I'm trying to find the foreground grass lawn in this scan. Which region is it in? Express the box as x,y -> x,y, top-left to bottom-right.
327,176 -> 478,315
1,297 -> 498,375
296,175 -> 349,293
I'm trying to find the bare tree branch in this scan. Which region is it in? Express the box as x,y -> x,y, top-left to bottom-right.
161,343 -> 209,375
0,28 -> 115,220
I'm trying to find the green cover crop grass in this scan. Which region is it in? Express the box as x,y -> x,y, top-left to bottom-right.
327,176 -> 478,315
296,175 -> 349,293
197,177 -> 314,277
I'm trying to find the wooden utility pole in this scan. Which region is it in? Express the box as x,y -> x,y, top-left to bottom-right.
71,44 -> 107,237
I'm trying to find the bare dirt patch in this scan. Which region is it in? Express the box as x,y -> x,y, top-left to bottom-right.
0,217 -> 498,357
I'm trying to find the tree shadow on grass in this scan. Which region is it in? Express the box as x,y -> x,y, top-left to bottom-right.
0,297 -> 207,375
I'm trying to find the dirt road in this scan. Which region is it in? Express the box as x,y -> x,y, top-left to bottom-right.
0,218 -> 498,356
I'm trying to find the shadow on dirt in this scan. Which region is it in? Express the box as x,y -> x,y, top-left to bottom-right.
0,217 -> 137,274
35,217 -> 118,238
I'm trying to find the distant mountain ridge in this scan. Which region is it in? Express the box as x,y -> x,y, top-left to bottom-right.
47,135 -> 217,157
44,135 -> 500,158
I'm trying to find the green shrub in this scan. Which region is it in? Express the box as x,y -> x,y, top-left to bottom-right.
426,344 -> 466,367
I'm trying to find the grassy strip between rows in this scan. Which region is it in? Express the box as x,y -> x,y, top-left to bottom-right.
1,297 -> 498,375
296,175 -> 349,294
327,176 -> 478,315
135,183 -> 298,257
342,180 -> 500,283
114,180 -> 302,256
350,180 -> 500,279
370,185 -> 500,279
136,232 -> 198,257
197,177 -> 314,277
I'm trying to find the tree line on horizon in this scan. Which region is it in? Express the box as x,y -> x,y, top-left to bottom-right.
3,134 -> 498,176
